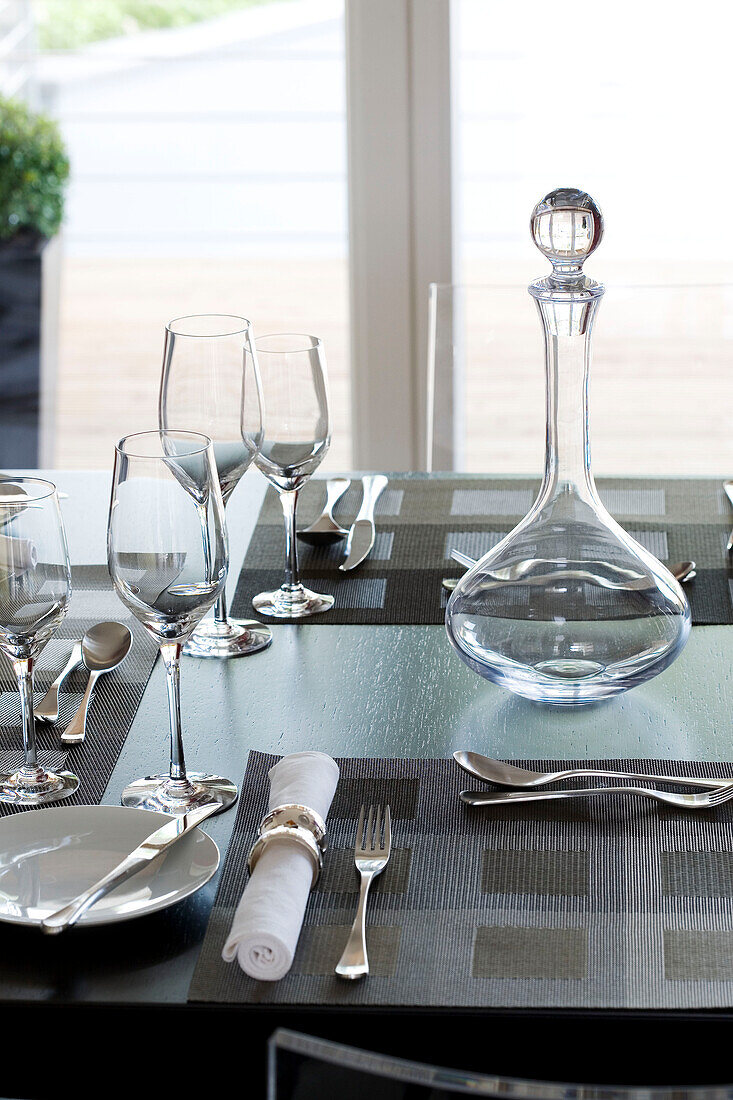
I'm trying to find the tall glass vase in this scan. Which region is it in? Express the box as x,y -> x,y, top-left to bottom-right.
445,188 -> 690,705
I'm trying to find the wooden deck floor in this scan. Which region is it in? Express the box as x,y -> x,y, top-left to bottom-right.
53,256 -> 733,476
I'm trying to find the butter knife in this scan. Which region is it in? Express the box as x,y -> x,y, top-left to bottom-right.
40,801 -> 220,934
339,475 -> 388,571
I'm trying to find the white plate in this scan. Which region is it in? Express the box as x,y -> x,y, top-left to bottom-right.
0,805 -> 220,928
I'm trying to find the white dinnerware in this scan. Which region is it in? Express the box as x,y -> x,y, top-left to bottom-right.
0,805 -> 219,929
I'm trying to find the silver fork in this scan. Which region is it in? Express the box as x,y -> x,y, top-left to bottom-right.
335,804 -> 391,980
460,783 -> 733,810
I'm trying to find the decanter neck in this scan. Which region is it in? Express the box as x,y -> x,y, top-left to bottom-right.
530,290 -> 603,507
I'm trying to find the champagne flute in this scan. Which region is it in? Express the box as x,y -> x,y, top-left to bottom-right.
159,314 -> 272,658
246,333 -> 334,618
108,430 -> 237,815
0,478 -> 79,804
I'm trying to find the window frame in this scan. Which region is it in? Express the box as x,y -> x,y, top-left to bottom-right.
346,0 -> 456,470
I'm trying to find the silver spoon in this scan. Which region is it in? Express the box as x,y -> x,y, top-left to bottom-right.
453,750 -> 733,791
60,622 -> 132,745
442,556 -> 697,593
34,642 -> 83,724
297,478 -> 351,545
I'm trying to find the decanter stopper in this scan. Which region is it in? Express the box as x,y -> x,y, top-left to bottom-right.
530,187 -> 603,286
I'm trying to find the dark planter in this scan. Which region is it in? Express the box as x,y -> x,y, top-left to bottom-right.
0,231 -> 59,468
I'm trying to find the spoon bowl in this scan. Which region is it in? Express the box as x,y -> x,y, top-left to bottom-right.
81,621 -> 133,672
298,517 -> 350,546
297,477 -> 351,546
672,560 -> 696,583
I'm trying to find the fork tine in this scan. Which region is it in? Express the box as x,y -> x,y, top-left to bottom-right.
373,805 -> 381,850
355,804 -> 365,851
384,805 -> 391,853
365,805 -> 375,850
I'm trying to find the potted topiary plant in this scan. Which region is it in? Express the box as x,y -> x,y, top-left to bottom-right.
0,96 -> 69,467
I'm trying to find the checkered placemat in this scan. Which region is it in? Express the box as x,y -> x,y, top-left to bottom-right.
190,752 -> 733,1010
0,564 -> 158,814
231,475 -> 733,625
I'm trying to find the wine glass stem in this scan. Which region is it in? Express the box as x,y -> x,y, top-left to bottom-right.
197,502 -> 215,589
280,489 -> 301,589
12,657 -> 40,777
199,500 -> 229,624
214,588 -> 228,627
214,496 -> 229,626
160,642 -> 187,783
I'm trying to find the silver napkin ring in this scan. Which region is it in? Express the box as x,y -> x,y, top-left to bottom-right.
247,803 -> 327,887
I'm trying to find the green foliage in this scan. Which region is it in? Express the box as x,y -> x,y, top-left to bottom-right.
32,0 -> 272,51
0,97 -> 69,242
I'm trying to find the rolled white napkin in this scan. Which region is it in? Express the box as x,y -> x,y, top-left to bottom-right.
222,751 -> 340,981
0,533 -> 36,577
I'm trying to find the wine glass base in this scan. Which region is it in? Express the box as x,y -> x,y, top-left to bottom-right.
0,768 -> 79,806
253,586 -> 334,619
121,772 -> 238,816
183,618 -> 272,659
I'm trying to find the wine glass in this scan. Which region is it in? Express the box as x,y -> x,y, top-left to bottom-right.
245,333 -> 334,618
159,314 -> 272,659
0,478 -> 79,804
108,430 -> 237,815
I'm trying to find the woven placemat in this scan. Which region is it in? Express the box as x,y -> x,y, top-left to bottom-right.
231,475 -> 733,626
190,750 -> 733,1010
0,564 -> 158,813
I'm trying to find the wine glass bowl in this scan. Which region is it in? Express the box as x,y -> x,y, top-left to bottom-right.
159,313 -> 272,658
0,478 -> 79,804
108,430 -> 237,815
249,333 -> 334,619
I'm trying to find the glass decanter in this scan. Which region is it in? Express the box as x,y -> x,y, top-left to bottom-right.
445,187 -> 690,705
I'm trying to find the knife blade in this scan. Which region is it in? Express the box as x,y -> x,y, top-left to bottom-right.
339,475 -> 388,571
40,800 -> 220,934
